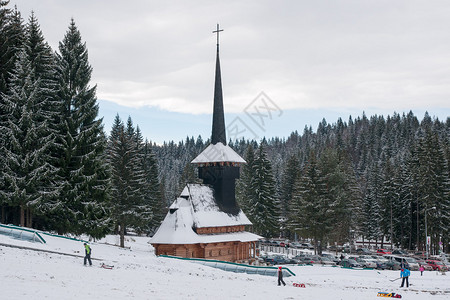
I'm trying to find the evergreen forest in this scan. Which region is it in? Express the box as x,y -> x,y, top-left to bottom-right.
1,2 -> 449,253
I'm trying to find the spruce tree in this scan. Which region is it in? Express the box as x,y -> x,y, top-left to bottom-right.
247,143 -> 279,237
21,12 -> 60,227
54,19 -> 110,238
0,50 -> 54,227
280,153 -> 301,237
107,116 -> 152,247
0,2 -> 26,223
143,139 -> 164,232
289,151 -> 326,252
236,144 -> 255,213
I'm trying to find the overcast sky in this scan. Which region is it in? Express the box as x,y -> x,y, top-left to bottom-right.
10,0 -> 450,143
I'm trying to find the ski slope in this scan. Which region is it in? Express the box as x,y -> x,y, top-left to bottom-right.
0,233 -> 448,299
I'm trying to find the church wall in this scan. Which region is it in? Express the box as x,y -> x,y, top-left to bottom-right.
152,241 -> 253,262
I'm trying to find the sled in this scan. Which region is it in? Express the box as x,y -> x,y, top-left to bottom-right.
100,263 -> 114,269
377,292 -> 402,298
293,283 -> 306,288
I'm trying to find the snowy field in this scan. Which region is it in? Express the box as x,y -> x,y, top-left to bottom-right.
1,233 -> 449,300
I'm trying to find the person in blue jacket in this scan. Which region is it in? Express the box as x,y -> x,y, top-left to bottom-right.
400,267 -> 410,287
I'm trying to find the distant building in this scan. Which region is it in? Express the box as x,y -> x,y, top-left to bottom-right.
150,25 -> 261,262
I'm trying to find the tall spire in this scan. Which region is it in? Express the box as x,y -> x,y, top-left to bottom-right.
211,24 -> 226,145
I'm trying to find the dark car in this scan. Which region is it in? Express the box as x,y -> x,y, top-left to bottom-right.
392,249 -> 408,256
297,256 -> 317,264
259,255 -> 275,265
272,255 -> 289,265
322,253 -> 340,264
340,258 -> 362,268
301,243 -> 314,250
384,260 -> 401,270
356,248 -> 372,255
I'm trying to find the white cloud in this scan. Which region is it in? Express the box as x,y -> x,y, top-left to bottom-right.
10,0 -> 450,117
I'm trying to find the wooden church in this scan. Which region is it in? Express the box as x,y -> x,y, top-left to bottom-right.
150,25 -> 261,262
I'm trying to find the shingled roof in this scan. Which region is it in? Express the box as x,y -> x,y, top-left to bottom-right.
150,184 -> 260,244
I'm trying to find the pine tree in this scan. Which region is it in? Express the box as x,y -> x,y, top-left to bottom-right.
107,116 -> 152,247
279,153 -> 301,237
236,144 -> 255,213
361,162 -> 383,244
415,128 -> 450,254
142,139 -> 164,232
53,19 -> 110,238
20,12 -> 60,227
0,50 -> 54,227
247,143 -> 279,237
0,2 -> 26,223
289,151 -> 326,252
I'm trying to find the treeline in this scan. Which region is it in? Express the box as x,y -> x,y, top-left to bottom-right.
1,2 -> 449,255
0,2 -> 162,244
155,113 -> 449,254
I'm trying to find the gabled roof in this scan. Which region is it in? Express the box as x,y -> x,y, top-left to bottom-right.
150,184 -> 260,245
191,142 -> 246,164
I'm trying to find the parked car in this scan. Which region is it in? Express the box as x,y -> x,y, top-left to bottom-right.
290,242 -> 303,249
353,257 -> 377,269
322,253 -> 340,264
384,255 -> 410,269
426,260 -> 449,272
301,243 -> 314,250
416,259 -> 433,271
403,257 -> 420,271
385,260 -> 402,270
318,256 -> 337,266
340,258 -> 362,268
364,255 -> 387,270
371,255 -> 388,263
376,249 -> 392,255
272,255 -> 291,265
356,248 -> 372,255
295,256 -> 316,264
258,255 -> 275,265
414,251 -> 427,258
392,249 -> 409,256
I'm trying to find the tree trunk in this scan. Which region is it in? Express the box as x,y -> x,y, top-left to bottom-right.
20,205 -> 25,227
26,209 -> 33,228
120,222 -> 125,248
1,206 -> 5,224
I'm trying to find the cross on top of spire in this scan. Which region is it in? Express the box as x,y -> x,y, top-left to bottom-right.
212,24 -> 223,51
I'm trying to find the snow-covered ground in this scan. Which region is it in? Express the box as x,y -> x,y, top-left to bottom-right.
1,232 -> 449,299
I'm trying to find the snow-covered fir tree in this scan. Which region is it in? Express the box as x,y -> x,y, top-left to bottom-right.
236,144 -> 256,214
0,2 -> 26,223
247,142 -> 279,237
142,139 -> 164,232
53,19 -> 110,238
0,49 -> 54,227
107,116 -> 152,247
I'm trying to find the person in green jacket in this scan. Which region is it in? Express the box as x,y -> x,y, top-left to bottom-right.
84,243 -> 92,266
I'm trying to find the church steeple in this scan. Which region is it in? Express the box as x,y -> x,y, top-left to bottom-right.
211,24 -> 226,145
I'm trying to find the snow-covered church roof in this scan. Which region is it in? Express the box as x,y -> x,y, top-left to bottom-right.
150,184 -> 261,244
191,142 -> 246,164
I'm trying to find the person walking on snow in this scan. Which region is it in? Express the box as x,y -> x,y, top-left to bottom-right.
277,266 -> 286,286
419,265 -> 424,276
400,267 -> 410,287
84,243 -> 92,266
